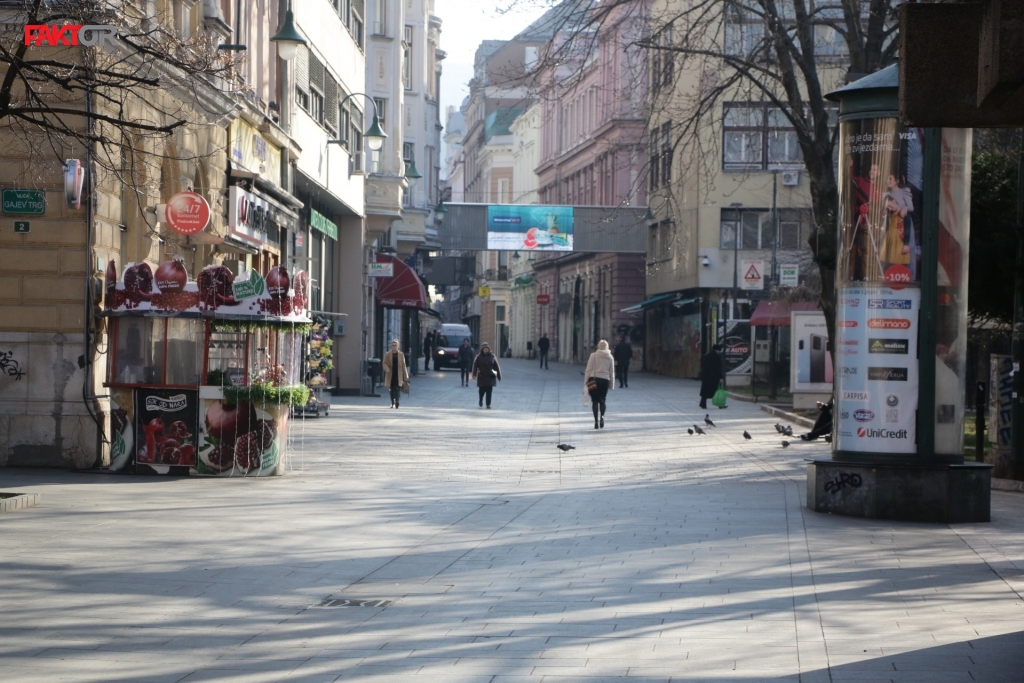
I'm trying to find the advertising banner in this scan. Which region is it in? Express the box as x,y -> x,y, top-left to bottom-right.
197,400 -> 288,477
487,205 -> 573,251
834,287 -> 919,454
135,388 -> 199,467
228,186 -> 269,247
791,311 -> 833,392
719,319 -> 752,375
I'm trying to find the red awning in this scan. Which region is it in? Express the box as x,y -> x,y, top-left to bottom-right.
749,300 -> 821,327
374,254 -> 429,310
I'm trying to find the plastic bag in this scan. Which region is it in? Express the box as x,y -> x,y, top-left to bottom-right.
712,386 -> 728,409
581,386 -> 590,407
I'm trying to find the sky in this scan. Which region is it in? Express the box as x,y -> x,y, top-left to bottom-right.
437,0 -> 548,153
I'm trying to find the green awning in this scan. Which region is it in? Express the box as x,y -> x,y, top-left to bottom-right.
620,293 -> 678,314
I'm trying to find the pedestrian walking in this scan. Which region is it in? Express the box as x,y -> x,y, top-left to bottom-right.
538,333 -> 550,369
584,340 -> 615,429
457,338 -> 474,386
471,341 -> 501,409
699,344 -> 725,410
382,339 -> 409,409
423,331 -> 434,371
613,336 -> 633,388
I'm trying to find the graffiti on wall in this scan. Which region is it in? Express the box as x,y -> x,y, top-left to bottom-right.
0,350 -> 25,380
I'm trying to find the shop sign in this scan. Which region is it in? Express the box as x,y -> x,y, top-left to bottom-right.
310,208 -> 338,240
232,270 -> 266,300
835,286 -> 919,454
165,191 -> 211,235
779,264 -> 799,287
228,186 -> 269,246
24,25 -> 117,48
2,188 -> 45,214
368,263 -> 393,277
230,119 -> 282,188
740,259 -> 765,290
478,285 -> 491,299
537,294 -> 551,305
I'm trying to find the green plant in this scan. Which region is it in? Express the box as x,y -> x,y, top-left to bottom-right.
221,383 -> 310,406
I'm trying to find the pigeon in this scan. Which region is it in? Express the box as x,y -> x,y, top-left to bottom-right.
557,444 -> 575,452
782,426 -> 794,437
693,425 -> 706,435
743,430 -> 752,440
704,414 -> 716,427
687,428 -> 694,435
781,440 -> 790,448
774,423 -> 783,433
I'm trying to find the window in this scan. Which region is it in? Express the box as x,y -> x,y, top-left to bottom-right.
373,0 -> 386,35
650,23 -> 674,93
649,121 -> 673,189
373,97 -> 386,126
724,6 -> 764,57
495,304 -> 506,322
324,74 -> 339,134
310,90 -> 324,126
403,26 -> 413,90
307,52 -> 326,125
723,103 -> 805,170
497,178 -> 508,204
720,209 -> 771,249
403,142 -> 414,163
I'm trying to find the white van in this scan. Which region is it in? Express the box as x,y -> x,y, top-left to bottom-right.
433,324 -> 473,368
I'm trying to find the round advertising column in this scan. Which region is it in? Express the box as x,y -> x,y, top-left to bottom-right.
808,65 -> 989,522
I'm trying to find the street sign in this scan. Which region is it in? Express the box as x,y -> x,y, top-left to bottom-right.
478,285 -> 491,298
536,293 -> 551,305
13,221 -> 30,233
779,264 -> 799,287
368,262 -> 394,277
740,259 -> 765,290
2,189 -> 46,214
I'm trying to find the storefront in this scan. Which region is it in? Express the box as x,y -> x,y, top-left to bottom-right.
101,259 -> 312,476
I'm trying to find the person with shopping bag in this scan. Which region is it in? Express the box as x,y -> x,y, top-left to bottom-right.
699,344 -> 726,410
471,342 -> 501,409
382,339 -> 409,409
584,340 -> 615,429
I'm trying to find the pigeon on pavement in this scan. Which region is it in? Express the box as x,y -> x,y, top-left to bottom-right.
557,444 -> 575,452
782,426 -> 794,437
781,440 -> 790,448
693,425 -> 706,435
774,423 -> 783,433
743,431 -> 752,440
687,428 -> 694,435
704,414 -> 716,427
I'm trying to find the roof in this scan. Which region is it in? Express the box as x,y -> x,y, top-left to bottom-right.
749,300 -> 822,327
826,64 -> 898,102
515,0 -> 582,41
485,107 -> 526,141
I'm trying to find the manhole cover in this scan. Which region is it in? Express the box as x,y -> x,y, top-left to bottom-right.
314,598 -> 392,608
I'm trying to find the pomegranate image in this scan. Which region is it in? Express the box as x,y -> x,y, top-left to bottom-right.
292,270 -> 309,310
124,263 -> 154,302
198,265 -> 239,308
205,444 -> 236,473
204,401 -> 257,444
254,419 -> 276,449
154,260 -> 188,294
234,431 -> 264,471
167,420 -> 191,440
266,266 -> 290,300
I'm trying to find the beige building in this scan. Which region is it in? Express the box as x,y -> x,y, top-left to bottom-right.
507,103 -> 542,359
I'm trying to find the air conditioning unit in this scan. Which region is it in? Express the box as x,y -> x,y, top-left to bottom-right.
781,170 -> 800,186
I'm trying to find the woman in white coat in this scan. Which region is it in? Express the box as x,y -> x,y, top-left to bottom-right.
584,339 -> 615,429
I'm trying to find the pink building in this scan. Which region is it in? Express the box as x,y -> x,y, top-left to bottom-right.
531,0 -> 649,364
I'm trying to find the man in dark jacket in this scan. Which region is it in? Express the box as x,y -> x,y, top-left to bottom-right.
423,331 -> 435,370
472,342 -> 502,408
699,344 -> 725,409
537,333 -> 550,369
457,338 -> 474,387
613,337 -> 633,388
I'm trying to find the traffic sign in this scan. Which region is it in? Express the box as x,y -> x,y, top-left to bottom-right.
740,259 -> 765,290
13,221 -> 30,233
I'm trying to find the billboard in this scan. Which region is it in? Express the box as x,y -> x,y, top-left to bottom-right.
791,311 -> 833,393
487,205 -> 573,251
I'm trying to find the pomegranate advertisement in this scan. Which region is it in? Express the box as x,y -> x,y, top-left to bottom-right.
164,191 -> 211,235
197,399 -> 286,476
134,388 -> 199,468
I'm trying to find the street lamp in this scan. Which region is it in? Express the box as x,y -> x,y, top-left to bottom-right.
327,94 -> 387,153
404,159 -> 422,187
270,5 -> 307,61
434,200 -> 446,222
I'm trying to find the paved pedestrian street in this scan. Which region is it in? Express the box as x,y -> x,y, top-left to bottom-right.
2,359 -> 1023,683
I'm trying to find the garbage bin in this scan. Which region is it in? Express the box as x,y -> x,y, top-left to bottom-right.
366,358 -> 381,394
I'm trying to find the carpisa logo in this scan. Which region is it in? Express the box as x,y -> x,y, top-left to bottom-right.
857,426 -> 909,439
868,318 -> 911,329
868,367 -> 908,381
24,25 -> 118,47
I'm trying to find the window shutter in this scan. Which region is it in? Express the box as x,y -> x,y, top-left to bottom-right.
325,74 -> 339,131
309,54 -> 325,94
294,45 -> 309,93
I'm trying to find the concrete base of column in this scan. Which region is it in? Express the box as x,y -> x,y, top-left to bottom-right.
807,460 -> 992,523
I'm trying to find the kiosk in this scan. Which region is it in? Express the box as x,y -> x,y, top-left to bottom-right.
101,260 -> 311,476
807,65 -> 991,522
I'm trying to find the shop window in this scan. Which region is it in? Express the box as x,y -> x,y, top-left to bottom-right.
165,319 -> 202,386
206,328 -> 247,386
113,318 -> 165,385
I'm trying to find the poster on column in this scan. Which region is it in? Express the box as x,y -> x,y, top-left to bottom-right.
834,287 -> 919,454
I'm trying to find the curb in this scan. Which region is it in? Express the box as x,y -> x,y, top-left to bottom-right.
759,404 -> 815,428
992,478 -> 1024,494
0,492 -> 40,513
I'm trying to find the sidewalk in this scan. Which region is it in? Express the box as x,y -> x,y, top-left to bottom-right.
1,358 -> 1022,682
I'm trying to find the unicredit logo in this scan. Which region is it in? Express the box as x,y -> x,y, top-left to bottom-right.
857,427 -> 909,439
868,318 -> 911,329
24,25 -> 117,48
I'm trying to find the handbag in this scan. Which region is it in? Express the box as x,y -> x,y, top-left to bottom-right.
586,378 -> 598,392
400,378 -> 410,394
712,385 -> 728,409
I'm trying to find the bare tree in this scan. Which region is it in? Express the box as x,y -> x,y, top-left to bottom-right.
505,0 -> 900,346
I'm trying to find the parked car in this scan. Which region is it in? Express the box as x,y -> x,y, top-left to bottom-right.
432,324 -> 474,369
